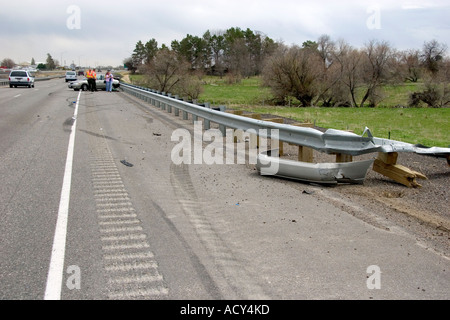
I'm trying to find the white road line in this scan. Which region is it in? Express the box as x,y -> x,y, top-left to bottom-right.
44,91 -> 81,300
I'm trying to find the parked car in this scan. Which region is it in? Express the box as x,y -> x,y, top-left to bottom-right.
65,71 -> 77,82
9,70 -> 35,88
68,74 -> 120,91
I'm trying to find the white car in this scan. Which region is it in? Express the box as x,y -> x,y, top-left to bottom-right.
9,70 -> 35,88
65,71 -> 77,82
68,74 -> 120,91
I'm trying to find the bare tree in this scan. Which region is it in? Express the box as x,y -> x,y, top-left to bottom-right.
317,34 -> 335,69
143,49 -> 190,93
421,39 -> 448,75
177,70 -> 204,101
397,49 -> 422,82
262,45 -> 323,107
1,58 -> 15,69
333,40 -> 365,108
410,56 -> 450,108
142,48 -> 204,100
314,35 -> 352,107
359,40 -> 394,107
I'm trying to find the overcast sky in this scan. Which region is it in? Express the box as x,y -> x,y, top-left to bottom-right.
1,0 -> 449,67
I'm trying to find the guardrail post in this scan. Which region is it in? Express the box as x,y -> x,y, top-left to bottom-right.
291,123 -> 315,162
219,124 -> 226,136
161,93 -> 166,110
373,152 -> 427,188
167,94 -> 172,113
227,111 -> 244,142
204,119 -> 211,130
242,114 -> 263,149
265,118 -> 285,155
180,97 -> 189,120
336,153 -> 353,163
192,102 -> 199,124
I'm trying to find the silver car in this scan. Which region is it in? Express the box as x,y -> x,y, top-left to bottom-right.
9,70 -> 35,88
68,74 -> 120,91
65,71 -> 77,82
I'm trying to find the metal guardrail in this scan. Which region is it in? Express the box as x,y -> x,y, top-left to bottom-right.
121,83 -> 450,159
0,76 -> 64,87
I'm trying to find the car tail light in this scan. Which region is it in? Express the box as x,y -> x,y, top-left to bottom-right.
27,78 -> 30,81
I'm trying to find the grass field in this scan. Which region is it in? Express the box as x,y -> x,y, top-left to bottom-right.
198,76 -> 449,147
128,74 -> 449,147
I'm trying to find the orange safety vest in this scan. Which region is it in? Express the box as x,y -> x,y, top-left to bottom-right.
86,70 -> 92,78
92,71 -> 97,79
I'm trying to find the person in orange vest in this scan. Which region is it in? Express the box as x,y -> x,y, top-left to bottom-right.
91,68 -> 97,92
86,68 -> 94,91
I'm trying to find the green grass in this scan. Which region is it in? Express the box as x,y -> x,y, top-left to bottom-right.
200,76 -> 272,106
233,106 -> 449,147
128,74 -> 448,147
198,76 -> 449,147
377,83 -> 423,107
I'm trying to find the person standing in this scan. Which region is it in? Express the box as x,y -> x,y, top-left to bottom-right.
91,68 -> 97,92
105,70 -> 114,92
86,68 -> 93,91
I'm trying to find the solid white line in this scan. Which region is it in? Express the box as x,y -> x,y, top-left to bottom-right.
44,91 -> 81,300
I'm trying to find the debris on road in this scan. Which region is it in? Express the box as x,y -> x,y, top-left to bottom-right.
120,160 -> 134,167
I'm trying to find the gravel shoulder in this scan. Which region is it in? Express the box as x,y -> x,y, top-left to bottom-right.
270,125 -> 450,259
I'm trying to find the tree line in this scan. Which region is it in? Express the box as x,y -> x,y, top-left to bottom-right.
1,54 -> 58,70
125,28 -> 449,107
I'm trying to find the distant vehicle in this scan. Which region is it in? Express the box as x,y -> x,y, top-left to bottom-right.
68,74 -> 120,91
9,70 -> 35,88
65,71 -> 77,82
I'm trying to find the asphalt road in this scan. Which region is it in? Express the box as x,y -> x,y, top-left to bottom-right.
0,79 -> 449,301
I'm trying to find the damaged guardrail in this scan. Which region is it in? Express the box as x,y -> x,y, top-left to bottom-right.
121,83 -> 450,187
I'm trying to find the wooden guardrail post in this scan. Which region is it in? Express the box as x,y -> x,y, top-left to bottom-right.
336,153 -> 353,163
265,118 -> 285,155
241,114 -> 262,149
373,152 -> 428,188
290,123 -> 315,162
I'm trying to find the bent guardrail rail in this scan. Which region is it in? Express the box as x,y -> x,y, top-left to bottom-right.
121,83 -> 450,158
121,82 -> 449,186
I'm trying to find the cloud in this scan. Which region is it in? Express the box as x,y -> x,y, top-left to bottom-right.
0,0 -> 448,66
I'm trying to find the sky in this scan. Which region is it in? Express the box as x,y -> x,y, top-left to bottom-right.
1,0 -> 449,67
